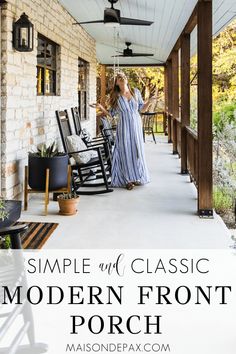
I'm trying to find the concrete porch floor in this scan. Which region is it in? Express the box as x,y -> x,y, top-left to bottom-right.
21,135 -> 231,249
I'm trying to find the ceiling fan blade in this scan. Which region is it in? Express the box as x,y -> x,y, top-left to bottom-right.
73,20 -> 104,25
120,17 -> 153,26
131,53 -> 154,57
112,54 -> 153,57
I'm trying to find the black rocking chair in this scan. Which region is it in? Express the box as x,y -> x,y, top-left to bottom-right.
56,110 -> 113,195
71,107 -> 103,142
71,107 -> 112,164
99,116 -> 116,151
141,112 -> 157,144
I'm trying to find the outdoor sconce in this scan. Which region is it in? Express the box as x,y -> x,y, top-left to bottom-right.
13,13 -> 34,52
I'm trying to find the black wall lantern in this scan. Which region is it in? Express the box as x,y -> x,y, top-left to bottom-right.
13,13 -> 34,52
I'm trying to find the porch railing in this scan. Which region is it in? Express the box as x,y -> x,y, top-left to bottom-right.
167,113 -> 172,142
168,114 -> 198,187
151,111 -> 166,134
176,118 -> 181,156
186,126 -> 198,186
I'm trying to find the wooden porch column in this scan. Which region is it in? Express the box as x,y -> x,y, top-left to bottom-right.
197,0 -> 213,216
164,66 -> 168,135
180,34 -> 190,174
100,64 -> 106,106
171,50 -> 179,154
167,60 -> 172,143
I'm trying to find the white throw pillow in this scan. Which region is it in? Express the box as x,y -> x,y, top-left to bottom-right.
81,128 -> 92,144
66,135 -> 94,164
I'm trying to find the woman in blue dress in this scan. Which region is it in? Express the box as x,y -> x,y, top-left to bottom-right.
94,72 -> 153,190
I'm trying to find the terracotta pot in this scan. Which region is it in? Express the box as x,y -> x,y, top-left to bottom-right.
57,197 -> 79,216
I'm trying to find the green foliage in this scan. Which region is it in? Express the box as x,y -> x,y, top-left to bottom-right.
190,20 -> 236,132
213,102 -> 236,134
58,192 -> 78,200
30,141 -> 60,158
190,54 -> 198,130
0,199 -> 8,222
212,20 -> 236,227
0,199 -> 11,249
213,187 -> 234,215
100,66 -> 165,111
0,199 -> 10,249
213,20 -> 236,104
0,235 -> 11,249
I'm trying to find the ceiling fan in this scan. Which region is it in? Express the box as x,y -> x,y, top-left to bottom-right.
112,42 -> 154,57
73,0 -> 153,27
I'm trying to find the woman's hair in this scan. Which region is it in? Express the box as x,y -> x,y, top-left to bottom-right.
109,72 -> 135,109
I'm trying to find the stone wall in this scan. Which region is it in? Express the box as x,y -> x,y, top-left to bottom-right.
1,0 -> 97,198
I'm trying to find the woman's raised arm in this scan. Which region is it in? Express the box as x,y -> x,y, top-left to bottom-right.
90,103 -> 111,117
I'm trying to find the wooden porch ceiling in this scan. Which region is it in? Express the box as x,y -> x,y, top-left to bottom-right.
59,0 -> 236,66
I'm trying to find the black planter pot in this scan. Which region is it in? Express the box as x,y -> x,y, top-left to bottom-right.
0,200 -> 21,228
28,154 -> 69,191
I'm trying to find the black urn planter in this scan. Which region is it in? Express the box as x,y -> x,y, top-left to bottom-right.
0,200 -> 21,228
28,154 -> 69,191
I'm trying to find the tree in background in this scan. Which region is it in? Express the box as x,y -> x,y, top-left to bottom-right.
97,66 -> 164,111
188,20 -> 236,226
212,19 -> 236,226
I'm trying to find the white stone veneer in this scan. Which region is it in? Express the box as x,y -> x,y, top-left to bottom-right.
1,0 -> 97,198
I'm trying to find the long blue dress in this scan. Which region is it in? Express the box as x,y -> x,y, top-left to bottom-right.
111,88 -> 150,187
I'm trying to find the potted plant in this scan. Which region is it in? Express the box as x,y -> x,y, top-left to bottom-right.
28,142 -> 69,191
0,199 -> 8,224
57,192 -> 80,216
0,199 -> 9,249
0,234 -> 11,249
0,198 -> 22,249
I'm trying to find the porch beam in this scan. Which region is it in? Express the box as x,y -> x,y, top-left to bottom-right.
184,6 -> 197,35
167,60 -> 172,143
168,0 -> 213,57
164,66 -> 168,112
167,3 -> 198,58
100,64 -> 106,106
180,34 -> 190,174
197,0 -> 213,216
164,66 -> 168,135
171,50 -> 179,154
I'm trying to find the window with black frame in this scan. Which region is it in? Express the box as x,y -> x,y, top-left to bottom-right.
37,34 -> 58,95
78,58 -> 89,120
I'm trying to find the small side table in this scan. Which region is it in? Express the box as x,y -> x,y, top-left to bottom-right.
24,165 -> 71,215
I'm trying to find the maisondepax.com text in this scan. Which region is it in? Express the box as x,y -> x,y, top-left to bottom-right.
65,342 -> 171,352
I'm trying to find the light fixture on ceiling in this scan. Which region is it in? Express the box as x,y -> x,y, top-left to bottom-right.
104,21 -> 120,28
